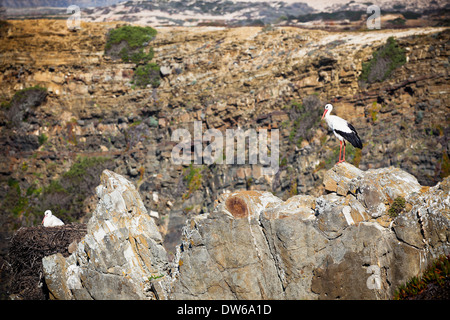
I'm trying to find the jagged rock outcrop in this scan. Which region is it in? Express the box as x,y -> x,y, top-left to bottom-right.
171,163 -> 449,299
43,164 -> 449,299
43,169 -> 168,299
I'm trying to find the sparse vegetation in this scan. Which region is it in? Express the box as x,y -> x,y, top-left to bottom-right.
352,147 -> 362,167
288,180 -> 298,197
41,156 -> 112,222
1,156 -> 112,225
4,178 -> 29,218
394,255 -> 450,300
183,164 -> 203,200
345,144 -> 362,167
440,152 -> 450,179
369,101 -> 379,123
38,133 -> 48,146
287,95 -> 322,149
105,25 -> 157,54
359,37 -> 406,85
105,25 -> 160,88
148,274 -> 164,281
132,63 -> 161,88
5,86 -> 47,126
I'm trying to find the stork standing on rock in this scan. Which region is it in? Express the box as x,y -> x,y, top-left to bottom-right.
321,103 -> 363,164
42,210 -> 64,227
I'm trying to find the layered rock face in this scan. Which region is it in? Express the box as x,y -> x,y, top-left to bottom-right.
43,164 -> 449,299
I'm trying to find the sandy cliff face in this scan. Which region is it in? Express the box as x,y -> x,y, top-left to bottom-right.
0,20 -> 448,265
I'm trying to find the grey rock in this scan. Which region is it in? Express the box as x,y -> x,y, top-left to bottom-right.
357,183 -> 386,218
160,65 -> 172,76
43,166 -> 450,300
393,210 -> 425,248
316,204 -> 348,238
168,166 -> 450,300
170,191 -> 285,299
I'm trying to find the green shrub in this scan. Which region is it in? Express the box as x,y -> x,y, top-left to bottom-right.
12,85 -> 47,100
38,133 -> 48,146
388,17 -> 406,25
118,47 -> 155,64
402,11 -> 422,19
388,196 -> 406,217
3,179 -> 41,221
105,25 -> 156,64
44,180 -> 66,194
119,47 -> 129,62
104,25 -> 161,88
359,37 -> 406,85
130,47 -> 154,64
105,25 -> 156,50
297,10 -> 365,22
133,63 -> 160,88
61,156 -> 111,198
182,164 -> 203,200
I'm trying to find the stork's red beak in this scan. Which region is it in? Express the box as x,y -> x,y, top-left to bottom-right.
321,109 -> 327,120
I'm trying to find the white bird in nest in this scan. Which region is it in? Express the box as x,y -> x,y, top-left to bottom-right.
42,210 -> 65,227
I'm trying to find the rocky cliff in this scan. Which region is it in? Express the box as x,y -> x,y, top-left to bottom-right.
0,20 -> 449,289
42,164 -> 449,299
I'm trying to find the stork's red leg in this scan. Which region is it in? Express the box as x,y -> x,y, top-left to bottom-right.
337,141 -> 343,164
342,141 -> 346,162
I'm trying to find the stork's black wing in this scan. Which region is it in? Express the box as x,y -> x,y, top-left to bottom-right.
334,124 -> 363,149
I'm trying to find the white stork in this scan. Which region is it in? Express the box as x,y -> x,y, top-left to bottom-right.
42,210 -> 65,227
321,103 -> 363,164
